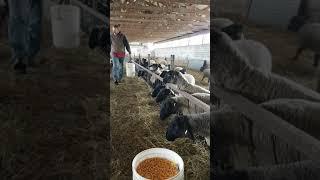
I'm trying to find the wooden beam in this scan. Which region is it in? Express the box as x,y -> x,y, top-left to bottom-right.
111,5 -> 209,14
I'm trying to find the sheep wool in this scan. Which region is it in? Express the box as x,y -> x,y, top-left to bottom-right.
261,98 -> 320,140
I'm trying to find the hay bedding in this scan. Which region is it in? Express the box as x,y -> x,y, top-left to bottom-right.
0,41 -> 109,180
110,77 -> 209,179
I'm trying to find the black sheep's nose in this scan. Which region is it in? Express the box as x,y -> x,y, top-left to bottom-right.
165,132 -> 175,141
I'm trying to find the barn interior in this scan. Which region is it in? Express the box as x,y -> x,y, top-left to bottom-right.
110,0 -> 211,179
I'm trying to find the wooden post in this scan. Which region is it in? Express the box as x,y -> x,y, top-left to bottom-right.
148,54 -> 151,66
170,55 -> 175,70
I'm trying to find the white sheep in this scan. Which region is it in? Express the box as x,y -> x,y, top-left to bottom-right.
261,98 -> 320,139
212,30 -> 320,103
234,39 -> 272,75
160,93 -> 210,120
155,58 -> 168,65
213,17 -> 245,40
166,111 -> 210,146
163,70 -> 209,94
212,105 -> 305,168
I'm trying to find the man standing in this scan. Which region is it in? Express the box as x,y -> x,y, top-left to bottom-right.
111,24 -> 131,85
7,0 -> 42,74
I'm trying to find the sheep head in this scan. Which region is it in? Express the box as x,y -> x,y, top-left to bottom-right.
160,98 -> 180,120
155,88 -> 174,103
166,114 -> 195,141
221,23 -> 244,40
163,70 -> 179,84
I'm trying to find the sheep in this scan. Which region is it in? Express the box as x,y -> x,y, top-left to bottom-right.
260,98 -> 320,140
234,39 -> 272,75
174,66 -> 187,74
216,160 -> 320,180
155,58 -> 168,65
155,87 -> 175,103
212,29 -> 320,103
160,93 -> 210,120
163,70 -> 209,94
163,70 -> 195,86
192,93 -> 211,105
213,18 -> 244,40
166,111 -> 210,146
212,105 -> 307,169
149,59 -> 156,65
152,83 -> 165,97
288,16 -> 320,67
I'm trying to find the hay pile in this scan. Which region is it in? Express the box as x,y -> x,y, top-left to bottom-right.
110,77 -> 209,179
0,40 -> 109,179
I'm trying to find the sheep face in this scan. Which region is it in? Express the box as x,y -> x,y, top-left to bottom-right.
155,88 -> 174,103
152,84 -> 165,97
180,68 -> 187,74
288,15 -> 308,32
166,115 -> 194,141
160,70 -> 169,78
221,23 -> 244,40
163,71 -> 179,84
149,64 -> 161,71
159,98 -> 180,120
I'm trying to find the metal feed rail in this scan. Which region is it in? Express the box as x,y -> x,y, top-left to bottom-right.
213,86 -> 320,161
132,61 -> 210,112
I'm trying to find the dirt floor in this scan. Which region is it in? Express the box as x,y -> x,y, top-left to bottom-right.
110,77 -> 209,179
244,22 -> 319,90
0,38 -> 109,179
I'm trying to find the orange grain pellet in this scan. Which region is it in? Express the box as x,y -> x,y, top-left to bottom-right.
136,157 -> 179,180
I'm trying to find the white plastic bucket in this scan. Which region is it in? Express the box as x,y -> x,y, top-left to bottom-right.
50,5 -> 80,48
132,148 -> 184,180
126,62 -> 136,77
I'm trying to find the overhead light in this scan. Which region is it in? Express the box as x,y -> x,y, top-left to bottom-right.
177,19 -> 181,21
201,14 -> 206,18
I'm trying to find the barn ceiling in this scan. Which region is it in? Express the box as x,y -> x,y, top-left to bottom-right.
110,0 -> 210,43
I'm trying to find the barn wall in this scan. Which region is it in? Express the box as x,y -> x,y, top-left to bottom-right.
309,0 -> 320,21
248,0 -> 301,29
153,44 -> 210,70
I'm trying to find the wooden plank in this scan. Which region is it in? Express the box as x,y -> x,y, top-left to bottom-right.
213,86 -> 320,160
